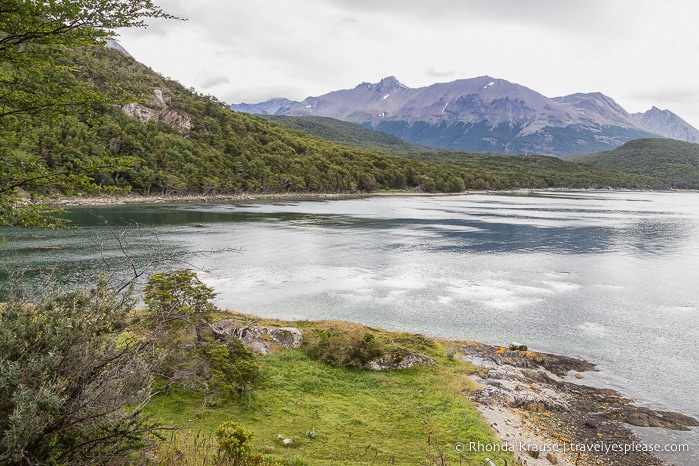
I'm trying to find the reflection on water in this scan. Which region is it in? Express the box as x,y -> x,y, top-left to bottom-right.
1,191 -> 699,455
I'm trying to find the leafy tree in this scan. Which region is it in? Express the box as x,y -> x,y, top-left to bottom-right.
0,280 -> 160,465
0,0 -> 177,227
143,270 -> 263,399
0,0 -> 176,120
144,269 -> 217,342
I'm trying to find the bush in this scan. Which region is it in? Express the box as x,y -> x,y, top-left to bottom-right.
304,328 -> 384,369
0,282 -> 159,465
202,340 -> 263,401
144,269 -> 217,341
215,421 -> 254,464
143,269 -> 263,400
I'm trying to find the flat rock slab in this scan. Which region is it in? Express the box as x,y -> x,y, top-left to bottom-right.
461,341 -> 698,466
212,320 -> 303,354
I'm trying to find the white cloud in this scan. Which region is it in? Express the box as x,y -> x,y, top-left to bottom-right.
195,72 -> 230,90
118,0 -> 699,128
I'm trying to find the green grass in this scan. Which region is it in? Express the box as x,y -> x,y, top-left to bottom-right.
146,325 -> 515,465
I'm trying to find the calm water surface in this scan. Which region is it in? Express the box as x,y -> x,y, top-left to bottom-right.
2,191 -> 698,458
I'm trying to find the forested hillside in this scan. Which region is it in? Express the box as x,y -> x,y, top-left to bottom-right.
3,46 -> 670,206
4,45 -> 681,230
1,47 -> 509,202
569,138 -> 699,189
266,115 -> 437,156
267,115 -> 668,190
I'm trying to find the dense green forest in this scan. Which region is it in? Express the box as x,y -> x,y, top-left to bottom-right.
267,115 -> 669,190
397,150 -> 663,189
266,115 -> 439,156
568,138 -> 699,189
2,46 -> 670,219
0,47 -> 505,202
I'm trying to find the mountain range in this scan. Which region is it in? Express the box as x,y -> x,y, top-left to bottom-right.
231,76 -> 699,157
8,41 -> 697,212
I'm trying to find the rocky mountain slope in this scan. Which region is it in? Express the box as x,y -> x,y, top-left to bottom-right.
631,106 -> 699,143
232,76 -> 699,156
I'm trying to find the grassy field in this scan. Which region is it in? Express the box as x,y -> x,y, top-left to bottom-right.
146,320 -> 516,465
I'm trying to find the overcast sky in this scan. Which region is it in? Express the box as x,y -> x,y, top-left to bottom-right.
118,0 -> 699,128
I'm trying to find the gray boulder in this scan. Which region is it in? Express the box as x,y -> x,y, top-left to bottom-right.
368,353 -> 437,371
211,320 -> 303,354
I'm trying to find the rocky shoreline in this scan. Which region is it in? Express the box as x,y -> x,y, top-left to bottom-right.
51,192 -> 368,206
50,190 -> 492,208
459,342 -> 698,465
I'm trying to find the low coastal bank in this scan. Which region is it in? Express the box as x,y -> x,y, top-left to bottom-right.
202,313 -> 698,466
52,190 -> 503,208
53,192 -> 369,206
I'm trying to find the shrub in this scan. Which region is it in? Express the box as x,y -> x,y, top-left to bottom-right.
392,333 -> 436,351
304,328 -> 384,369
0,283 -> 159,465
143,270 -> 262,400
215,421 -> 253,464
144,269 -> 217,341
202,340 -> 263,401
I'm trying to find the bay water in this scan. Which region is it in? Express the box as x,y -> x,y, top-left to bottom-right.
2,191 -> 698,460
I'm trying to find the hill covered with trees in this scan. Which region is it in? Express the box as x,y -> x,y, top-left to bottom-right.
2,43 -> 673,228
266,114 -> 439,156
2,47 -> 494,200
267,115 -> 668,190
568,138 -> 699,189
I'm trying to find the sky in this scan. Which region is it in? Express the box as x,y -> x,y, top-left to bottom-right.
117,0 -> 699,128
